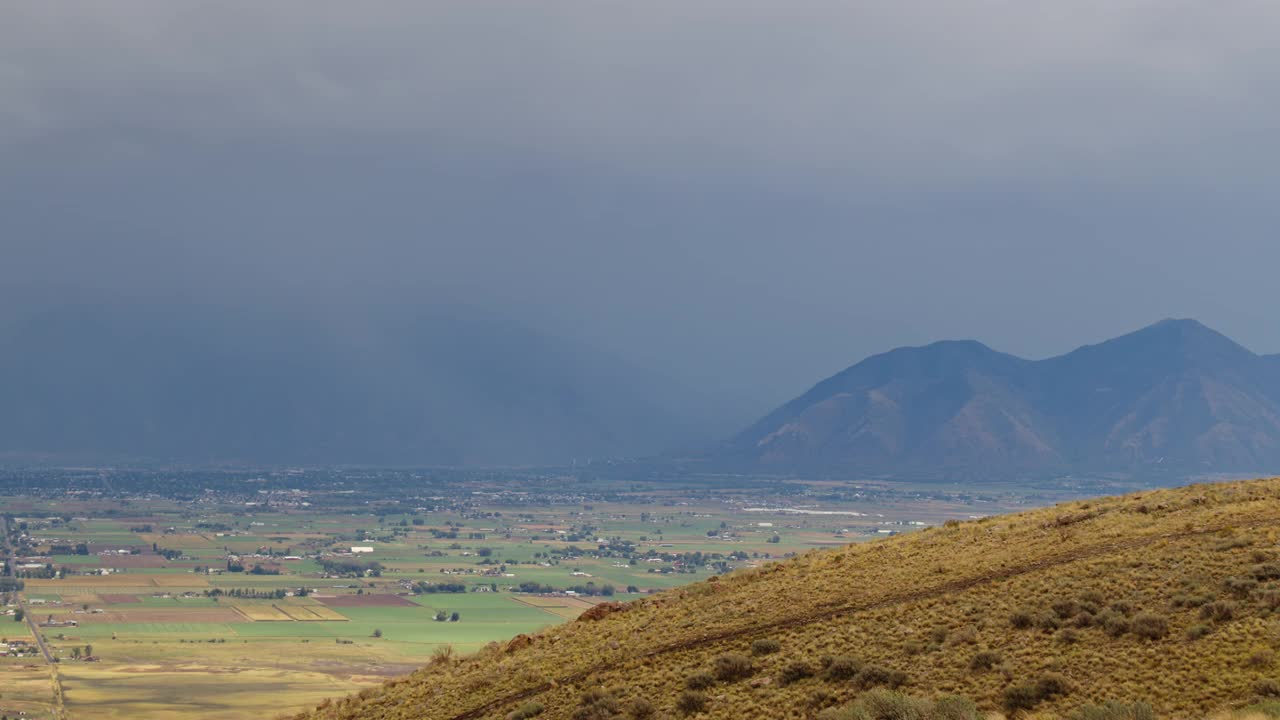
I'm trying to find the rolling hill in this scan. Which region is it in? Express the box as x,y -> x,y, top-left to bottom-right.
295,477 -> 1280,719
721,319 -> 1280,478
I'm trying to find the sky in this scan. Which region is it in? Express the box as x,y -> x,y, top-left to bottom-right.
4,1 -> 1280,414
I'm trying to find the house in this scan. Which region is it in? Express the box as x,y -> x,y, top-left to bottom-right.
350,546 -> 374,554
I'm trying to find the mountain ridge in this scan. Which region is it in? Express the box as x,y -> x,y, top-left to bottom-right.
721,319 -> 1280,478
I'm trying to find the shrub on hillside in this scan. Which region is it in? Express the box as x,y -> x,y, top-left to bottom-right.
823,656 -> 864,681
969,650 -> 1002,671
573,690 -> 621,720
676,690 -> 707,715
1225,576 -> 1259,598
777,660 -> 815,685
1068,611 -> 1095,628
1002,683 -> 1042,714
816,689 -> 980,720
1200,600 -> 1237,622
808,689 -> 839,709
1034,611 -> 1062,631
1096,610 -> 1129,637
1252,563 -> 1280,581
852,664 -> 907,690
573,688 -> 622,720
685,672 -> 715,690
1002,673 -> 1071,715
1130,613 -> 1169,640
1010,610 -> 1035,629
1253,679 -> 1280,698
626,698 -> 655,720
751,638 -> 781,655
1052,599 -> 1080,619
1079,590 -> 1107,612
1036,673 -> 1071,698
712,653 -> 753,681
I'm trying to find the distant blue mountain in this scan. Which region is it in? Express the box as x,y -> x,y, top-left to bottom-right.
0,298 -> 731,466
723,319 -> 1280,478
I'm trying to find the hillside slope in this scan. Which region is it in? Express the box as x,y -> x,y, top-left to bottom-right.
295,478 -> 1280,720
723,319 -> 1280,477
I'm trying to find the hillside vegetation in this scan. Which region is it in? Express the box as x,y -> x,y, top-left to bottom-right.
294,478 -> 1280,720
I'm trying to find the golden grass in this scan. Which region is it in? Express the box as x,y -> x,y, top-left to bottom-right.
292,478 -> 1280,720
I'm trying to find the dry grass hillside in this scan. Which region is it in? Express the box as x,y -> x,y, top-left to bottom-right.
293,478 -> 1280,720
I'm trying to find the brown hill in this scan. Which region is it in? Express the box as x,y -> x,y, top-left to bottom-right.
294,477 -> 1280,720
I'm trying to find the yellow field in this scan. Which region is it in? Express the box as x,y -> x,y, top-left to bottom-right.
60,662 -> 371,720
278,604 -> 348,621
232,603 -> 295,621
0,663 -> 57,719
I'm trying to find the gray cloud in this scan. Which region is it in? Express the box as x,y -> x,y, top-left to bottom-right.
7,2 -> 1280,181
3,1 -> 1280,411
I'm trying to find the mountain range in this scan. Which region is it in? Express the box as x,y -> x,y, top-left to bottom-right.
0,298 -> 736,466
5,305 -> 1280,478
721,318 -> 1280,478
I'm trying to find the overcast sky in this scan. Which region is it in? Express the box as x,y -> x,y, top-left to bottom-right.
4,1 -> 1280,411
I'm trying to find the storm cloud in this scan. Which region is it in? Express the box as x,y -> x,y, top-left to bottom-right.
4,1 -> 1280,410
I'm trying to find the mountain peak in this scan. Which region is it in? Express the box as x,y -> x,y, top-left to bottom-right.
722,319 -> 1280,476
1140,317 -> 1228,342
1070,317 -> 1256,370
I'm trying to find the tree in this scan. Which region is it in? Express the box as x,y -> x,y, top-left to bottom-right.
434,610 -> 448,622
449,612 -> 460,622
84,644 -> 92,658
371,629 -> 382,638
13,609 -> 23,622
70,647 -> 81,660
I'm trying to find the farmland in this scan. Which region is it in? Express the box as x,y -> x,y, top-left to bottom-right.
0,467 -> 1066,719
